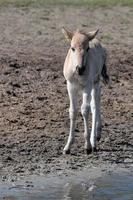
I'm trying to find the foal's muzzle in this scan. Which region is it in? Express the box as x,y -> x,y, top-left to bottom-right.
76,65 -> 85,76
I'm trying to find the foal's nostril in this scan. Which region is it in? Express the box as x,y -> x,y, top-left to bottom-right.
76,65 -> 79,72
76,65 -> 80,73
76,65 -> 85,75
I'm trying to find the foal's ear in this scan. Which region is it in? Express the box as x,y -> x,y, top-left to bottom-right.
88,29 -> 99,40
62,27 -> 73,42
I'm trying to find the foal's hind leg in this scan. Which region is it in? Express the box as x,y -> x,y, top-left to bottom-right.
63,81 -> 78,154
90,84 -> 101,151
96,85 -> 102,142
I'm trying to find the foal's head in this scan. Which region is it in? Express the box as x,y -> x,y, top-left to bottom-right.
62,28 -> 99,75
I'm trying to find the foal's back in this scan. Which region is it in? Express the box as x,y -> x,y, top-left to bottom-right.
86,38 -> 107,80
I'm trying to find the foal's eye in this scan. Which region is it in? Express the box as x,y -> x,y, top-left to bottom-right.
71,47 -> 75,52
86,47 -> 90,52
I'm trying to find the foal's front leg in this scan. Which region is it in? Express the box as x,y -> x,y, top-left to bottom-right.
81,92 -> 91,154
63,81 -> 77,154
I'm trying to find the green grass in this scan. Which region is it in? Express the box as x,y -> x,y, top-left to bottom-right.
0,0 -> 133,7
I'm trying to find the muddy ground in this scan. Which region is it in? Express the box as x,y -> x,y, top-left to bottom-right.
0,5 -> 133,181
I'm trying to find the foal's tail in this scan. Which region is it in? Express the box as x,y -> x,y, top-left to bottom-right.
101,63 -> 111,88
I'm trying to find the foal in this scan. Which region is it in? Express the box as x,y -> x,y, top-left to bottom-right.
62,28 -> 110,154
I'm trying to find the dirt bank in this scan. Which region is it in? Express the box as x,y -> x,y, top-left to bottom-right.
0,5 -> 133,181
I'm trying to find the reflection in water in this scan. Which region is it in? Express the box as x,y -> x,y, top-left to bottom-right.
62,183 -> 96,200
95,174 -> 133,200
0,173 -> 133,200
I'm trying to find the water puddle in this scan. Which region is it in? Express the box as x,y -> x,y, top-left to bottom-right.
0,171 -> 133,200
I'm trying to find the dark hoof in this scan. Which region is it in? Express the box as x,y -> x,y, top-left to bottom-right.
85,149 -> 92,155
92,147 -> 97,153
63,149 -> 70,155
97,136 -> 101,142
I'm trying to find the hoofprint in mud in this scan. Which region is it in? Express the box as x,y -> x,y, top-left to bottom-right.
62,28 -> 110,155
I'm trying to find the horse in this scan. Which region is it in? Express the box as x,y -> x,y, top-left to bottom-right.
62,27 -> 110,154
